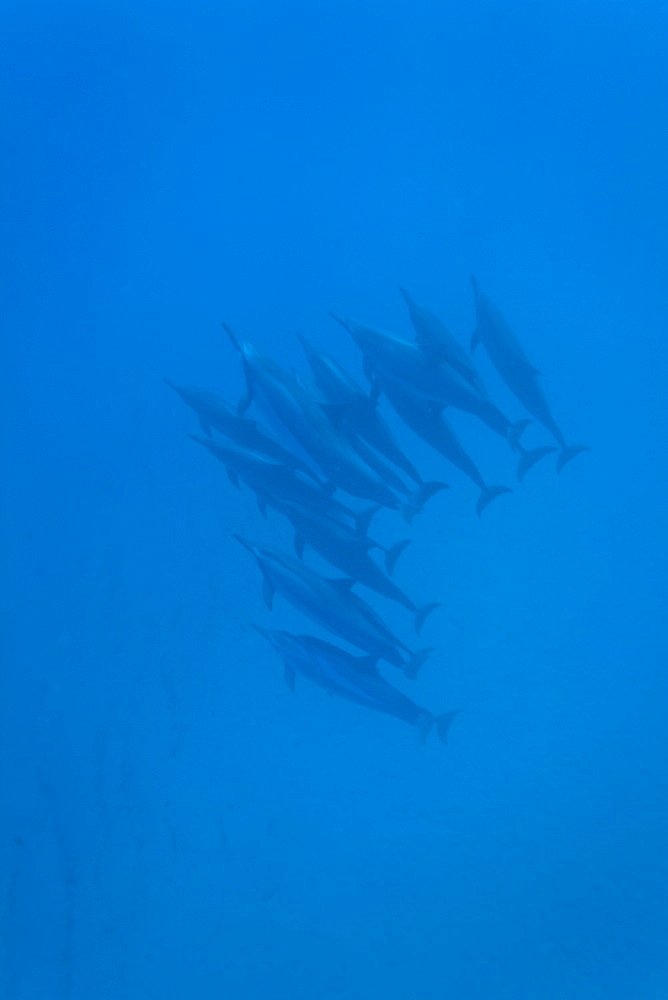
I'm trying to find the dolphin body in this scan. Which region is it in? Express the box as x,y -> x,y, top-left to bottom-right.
189,434 -> 367,530
296,333 -> 423,485
332,315 -> 527,447
270,499 -> 439,632
380,379 -> 513,516
381,378 -> 554,500
234,537 -> 433,677
163,380 -> 321,482
399,287 -> 486,395
470,277 -> 588,472
254,627 -> 459,744
224,325 -> 404,510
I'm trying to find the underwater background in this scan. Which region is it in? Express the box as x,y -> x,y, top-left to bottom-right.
2,1 -> 667,997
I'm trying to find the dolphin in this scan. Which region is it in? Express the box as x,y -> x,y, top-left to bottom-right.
331,315 -> 527,447
223,324 -> 406,510
234,536 -> 434,678
470,277 -> 589,472
254,626 -> 460,744
399,287 -> 486,395
189,434 -> 369,530
163,380 -> 320,481
296,332 -> 423,485
381,379 -> 554,505
270,499 -> 439,632
380,379 -> 512,515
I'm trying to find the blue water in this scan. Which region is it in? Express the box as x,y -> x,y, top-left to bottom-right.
2,3 -> 667,997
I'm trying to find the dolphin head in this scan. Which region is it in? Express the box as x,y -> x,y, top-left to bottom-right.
223,323 -> 258,365
295,331 -> 315,359
250,623 -> 273,643
399,286 -> 417,311
232,534 -> 261,558
329,312 -> 352,334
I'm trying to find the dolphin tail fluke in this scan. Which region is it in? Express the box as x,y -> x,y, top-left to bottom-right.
476,484 -> 512,518
557,444 -> 590,473
517,445 -> 557,482
400,481 -> 449,523
508,418 -> 532,451
436,710 -> 461,745
414,602 -> 440,635
355,505 -> 381,536
404,647 -> 434,680
385,538 -> 411,576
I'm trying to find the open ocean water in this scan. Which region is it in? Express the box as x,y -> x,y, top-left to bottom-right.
2,2 -> 667,998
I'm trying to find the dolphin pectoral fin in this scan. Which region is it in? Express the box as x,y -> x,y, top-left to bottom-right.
470,327 -> 481,354
226,466 -> 241,489
436,710 -> 461,745
236,360 -> 254,417
385,539 -> 411,576
517,445 -> 557,482
293,532 -> 306,560
415,602 -> 440,636
237,387 -> 253,418
404,647 -> 434,680
416,713 -> 433,745
556,444 -> 590,473
198,414 -> 212,437
369,377 -> 382,403
329,577 -> 356,594
476,484 -> 512,518
321,480 -> 337,496
262,578 -> 275,611
355,505 -> 381,536
256,494 -> 268,518
284,664 -> 296,693
508,418 -> 532,450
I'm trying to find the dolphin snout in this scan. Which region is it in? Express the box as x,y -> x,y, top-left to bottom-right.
232,533 -> 254,554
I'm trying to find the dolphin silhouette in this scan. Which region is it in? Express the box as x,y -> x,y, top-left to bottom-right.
234,537 -> 433,678
470,277 -> 588,472
254,626 -> 459,743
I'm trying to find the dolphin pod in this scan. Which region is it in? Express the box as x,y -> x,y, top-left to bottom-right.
164,275 -> 587,743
